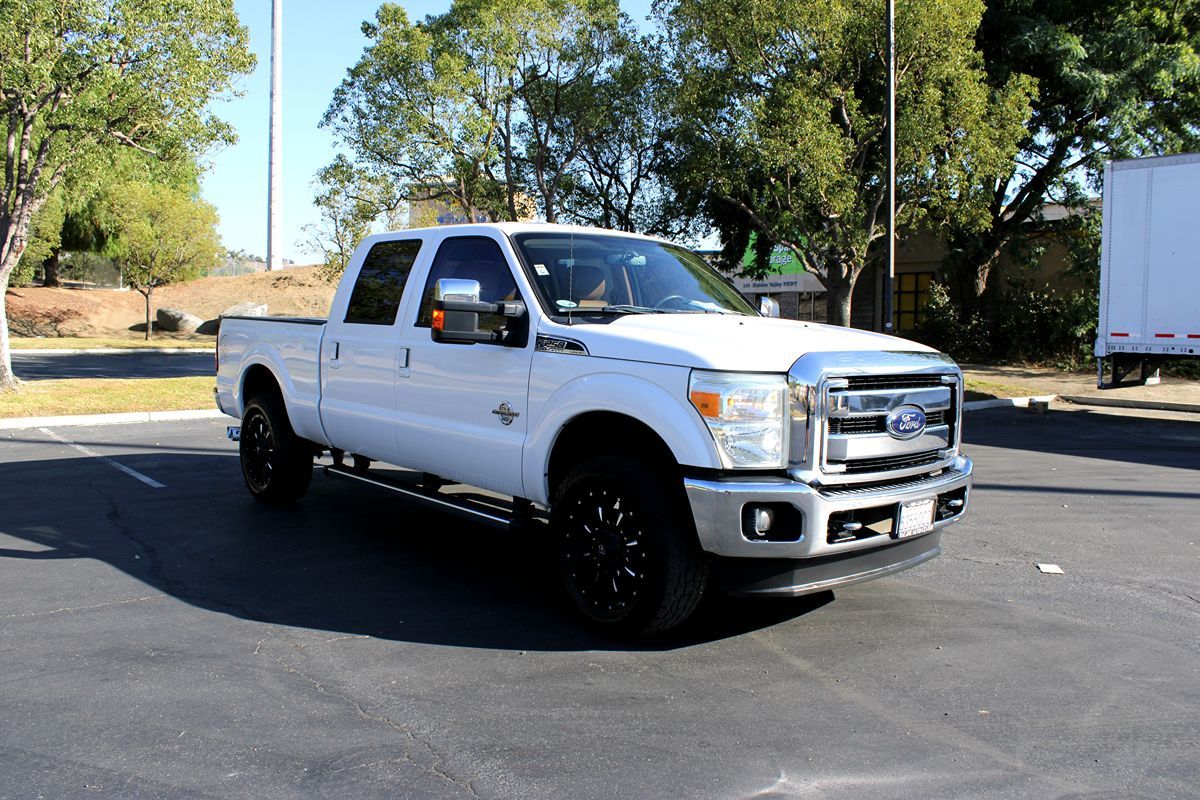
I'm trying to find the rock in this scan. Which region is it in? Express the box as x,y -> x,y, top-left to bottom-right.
156,307 -> 203,333
221,301 -> 268,318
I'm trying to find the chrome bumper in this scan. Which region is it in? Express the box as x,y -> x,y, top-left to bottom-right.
683,455 -> 972,561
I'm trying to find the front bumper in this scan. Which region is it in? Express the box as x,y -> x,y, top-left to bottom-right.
684,454 -> 972,561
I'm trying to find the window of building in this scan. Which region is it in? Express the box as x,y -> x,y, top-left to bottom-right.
893,271 -> 934,331
344,239 -> 423,325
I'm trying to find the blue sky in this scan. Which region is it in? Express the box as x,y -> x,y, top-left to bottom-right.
200,0 -> 655,263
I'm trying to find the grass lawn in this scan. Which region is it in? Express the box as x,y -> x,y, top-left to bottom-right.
963,377 -> 1042,402
0,377 -> 214,418
9,336 -> 214,350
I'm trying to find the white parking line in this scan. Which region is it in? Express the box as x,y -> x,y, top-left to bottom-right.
38,427 -> 167,489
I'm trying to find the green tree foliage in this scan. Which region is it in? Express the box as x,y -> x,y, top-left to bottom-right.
0,0 -> 253,387
303,155 -> 401,281
21,149 -> 200,287
317,0 -> 681,263
106,184 -> 222,340
569,33 -> 691,236
952,0 -> 1200,299
661,0 -> 1034,326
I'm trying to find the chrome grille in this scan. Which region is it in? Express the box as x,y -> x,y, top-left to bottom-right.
787,352 -> 963,486
828,409 -> 947,435
822,371 -> 960,479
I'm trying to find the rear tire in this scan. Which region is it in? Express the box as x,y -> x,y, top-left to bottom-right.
240,395 -> 312,505
551,455 -> 708,636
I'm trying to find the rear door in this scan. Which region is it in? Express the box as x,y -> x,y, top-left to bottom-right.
394,234 -> 534,498
320,237 -> 425,463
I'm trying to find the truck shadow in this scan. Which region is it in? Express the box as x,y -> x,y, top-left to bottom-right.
0,451 -> 831,652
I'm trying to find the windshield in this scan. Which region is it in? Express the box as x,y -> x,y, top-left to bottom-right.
511,232 -> 757,317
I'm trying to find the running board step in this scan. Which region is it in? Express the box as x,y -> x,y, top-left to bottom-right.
323,464 -> 535,531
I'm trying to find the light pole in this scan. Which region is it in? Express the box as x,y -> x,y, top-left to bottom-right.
267,0 -> 283,271
882,0 -> 896,332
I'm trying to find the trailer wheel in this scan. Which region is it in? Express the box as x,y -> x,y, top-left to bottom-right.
551,455 -> 708,636
240,395 -> 312,505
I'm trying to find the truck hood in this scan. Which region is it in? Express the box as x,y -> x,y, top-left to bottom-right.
548,314 -> 939,372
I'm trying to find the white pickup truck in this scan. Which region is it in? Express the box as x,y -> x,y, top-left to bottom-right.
216,223 -> 972,635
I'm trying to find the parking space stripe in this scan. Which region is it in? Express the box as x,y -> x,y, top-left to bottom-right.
38,427 -> 166,489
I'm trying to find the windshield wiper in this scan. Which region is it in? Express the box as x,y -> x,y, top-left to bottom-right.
598,305 -> 664,314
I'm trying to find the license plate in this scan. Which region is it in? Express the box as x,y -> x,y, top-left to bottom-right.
895,498 -> 936,538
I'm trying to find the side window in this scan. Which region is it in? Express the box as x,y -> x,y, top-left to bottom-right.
344,239 -> 423,325
416,237 -> 519,327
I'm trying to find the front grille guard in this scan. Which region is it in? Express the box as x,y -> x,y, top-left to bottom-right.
787,350 -> 964,487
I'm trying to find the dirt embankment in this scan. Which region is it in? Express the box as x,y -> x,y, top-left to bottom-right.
6,266 -> 337,338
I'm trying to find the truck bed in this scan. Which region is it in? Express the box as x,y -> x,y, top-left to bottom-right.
215,315 -> 329,446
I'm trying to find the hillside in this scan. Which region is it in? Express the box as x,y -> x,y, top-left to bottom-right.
6,266 -> 337,339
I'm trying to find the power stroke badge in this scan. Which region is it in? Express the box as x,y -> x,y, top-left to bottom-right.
492,402 -> 521,426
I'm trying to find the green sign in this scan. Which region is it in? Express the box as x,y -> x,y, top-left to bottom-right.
740,232 -> 807,276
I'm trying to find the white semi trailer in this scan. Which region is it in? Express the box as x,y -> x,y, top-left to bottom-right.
1096,153 -> 1200,387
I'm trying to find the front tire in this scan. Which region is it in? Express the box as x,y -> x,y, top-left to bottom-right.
240,395 -> 312,505
551,455 -> 708,636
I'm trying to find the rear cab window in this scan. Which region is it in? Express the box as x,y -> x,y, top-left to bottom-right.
344,239 -> 424,325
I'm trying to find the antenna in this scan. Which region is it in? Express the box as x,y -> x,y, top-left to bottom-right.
267,0 -> 283,271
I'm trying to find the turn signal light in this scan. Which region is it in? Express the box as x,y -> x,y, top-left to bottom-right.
690,390 -> 721,418
432,308 -> 445,331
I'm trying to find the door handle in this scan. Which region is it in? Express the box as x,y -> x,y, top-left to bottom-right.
328,340 -> 340,369
397,346 -> 411,378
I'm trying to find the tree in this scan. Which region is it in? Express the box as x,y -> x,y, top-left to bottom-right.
0,0 -> 253,388
106,184 -> 221,339
568,32 -> 691,237
661,0 -> 1033,326
303,155 -> 402,280
951,0 -> 1200,300
320,0 -> 628,230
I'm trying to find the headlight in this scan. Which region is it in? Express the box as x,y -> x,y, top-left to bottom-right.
689,371 -> 788,469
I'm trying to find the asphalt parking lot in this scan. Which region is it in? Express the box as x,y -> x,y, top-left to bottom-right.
11,351 -> 214,380
1,407 -> 1197,799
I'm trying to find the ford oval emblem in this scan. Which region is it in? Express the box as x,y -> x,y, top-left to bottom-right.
885,405 -> 927,440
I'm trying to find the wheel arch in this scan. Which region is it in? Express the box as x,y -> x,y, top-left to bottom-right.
546,411 -> 680,504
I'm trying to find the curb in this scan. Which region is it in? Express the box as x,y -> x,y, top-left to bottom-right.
13,347 -> 214,355
963,395 -> 1057,411
1059,394 -> 1200,415
964,394 -> 1200,414
0,408 -> 226,430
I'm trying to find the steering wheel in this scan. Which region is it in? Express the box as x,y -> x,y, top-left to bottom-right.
653,295 -> 692,311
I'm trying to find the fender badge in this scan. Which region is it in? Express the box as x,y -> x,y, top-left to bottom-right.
492,402 -> 520,426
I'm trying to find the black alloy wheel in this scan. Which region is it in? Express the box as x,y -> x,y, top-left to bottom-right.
239,395 -> 312,505
559,484 -> 650,622
552,455 -> 708,636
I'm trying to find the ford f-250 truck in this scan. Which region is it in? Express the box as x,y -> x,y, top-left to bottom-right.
216,223 -> 972,635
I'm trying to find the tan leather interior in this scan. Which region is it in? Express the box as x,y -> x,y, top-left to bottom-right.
568,264 -> 608,308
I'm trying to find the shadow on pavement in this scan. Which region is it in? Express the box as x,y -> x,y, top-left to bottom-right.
964,406 -> 1200,472
0,451 -> 830,652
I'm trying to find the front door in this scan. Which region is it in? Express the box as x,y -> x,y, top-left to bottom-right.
394,235 -> 533,498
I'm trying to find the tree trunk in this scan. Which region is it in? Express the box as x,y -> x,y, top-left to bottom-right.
0,288 -> 17,391
43,249 -> 61,287
825,275 -> 854,327
143,289 -> 153,340
0,239 -> 24,391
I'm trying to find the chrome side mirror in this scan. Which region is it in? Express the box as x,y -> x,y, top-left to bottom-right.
435,278 -> 481,304
432,278 -> 526,345
759,296 -> 780,318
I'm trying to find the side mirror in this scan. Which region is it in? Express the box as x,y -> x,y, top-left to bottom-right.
759,296 -> 781,318
432,278 -> 526,345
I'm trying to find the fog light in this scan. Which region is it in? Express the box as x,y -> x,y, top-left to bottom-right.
740,504 -> 803,543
